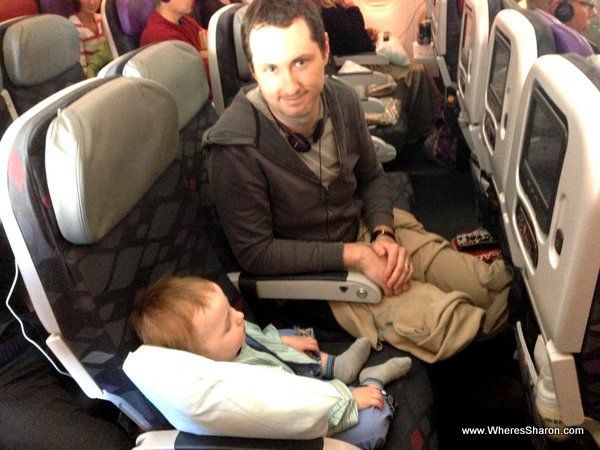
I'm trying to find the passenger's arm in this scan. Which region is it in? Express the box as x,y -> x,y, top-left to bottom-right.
209,146 -> 344,275
350,91 -> 412,293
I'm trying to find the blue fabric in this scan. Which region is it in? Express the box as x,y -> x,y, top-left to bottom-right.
333,389 -> 395,450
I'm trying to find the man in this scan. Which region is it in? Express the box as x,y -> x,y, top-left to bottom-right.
140,0 -> 209,77
204,0 -> 512,363
549,0 -> 597,32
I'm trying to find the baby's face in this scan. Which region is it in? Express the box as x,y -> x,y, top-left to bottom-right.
191,282 -> 246,361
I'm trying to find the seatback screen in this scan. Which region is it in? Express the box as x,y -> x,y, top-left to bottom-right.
519,86 -> 568,235
460,11 -> 473,68
487,30 -> 511,122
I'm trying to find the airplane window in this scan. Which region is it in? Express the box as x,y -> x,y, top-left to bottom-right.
519,86 -> 568,235
487,31 -> 511,123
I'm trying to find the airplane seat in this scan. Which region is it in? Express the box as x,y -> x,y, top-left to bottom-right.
457,0 -> 509,126
481,7 -> 595,233
505,53 -> 600,434
37,0 -> 75,17
0,14 -> 84,115
431,0 -> 461,86
0,0 -> 39,22
0,73 -> 437,449
101,0 -> 154,58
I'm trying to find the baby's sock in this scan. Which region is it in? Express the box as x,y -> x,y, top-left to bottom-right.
328,337 -> 371,384
359,357 -> 412,389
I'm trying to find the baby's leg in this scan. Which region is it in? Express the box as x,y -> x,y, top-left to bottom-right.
359,357 -> 412,389
322,337 -> 371,384
333,390 -> 395,450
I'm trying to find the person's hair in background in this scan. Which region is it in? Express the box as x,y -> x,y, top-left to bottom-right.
241,0 -> 327,69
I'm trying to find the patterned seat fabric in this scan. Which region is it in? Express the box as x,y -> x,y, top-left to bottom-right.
4,76 -> 232,428
37,0 -> 75,17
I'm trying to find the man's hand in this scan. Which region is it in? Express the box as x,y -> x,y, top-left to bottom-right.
351,385 -> 384,410
371,236 -> 412,294
280,335 -> 320,354
343,242 -> 394,295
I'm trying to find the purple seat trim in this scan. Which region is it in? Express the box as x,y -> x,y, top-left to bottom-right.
534,9 -> 594,56
116,0 -> 154,37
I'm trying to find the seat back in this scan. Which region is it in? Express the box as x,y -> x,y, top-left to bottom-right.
101,0 -> 154,58
99,40 -> 211,131
505,53 -> 600,425
484,9 -> 592,211
0,0 -> 39,22
208,2 -> 252,115
0,71 -> 237,430
0,14 -> 84,115
432,0 -> 462,85
457,0 -> 507,125
38,0 -> 75,17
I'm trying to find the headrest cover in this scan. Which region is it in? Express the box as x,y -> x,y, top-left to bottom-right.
3,15 -> 80,87
46,77 -> 179,245
534,9 -> 593,56
123,41 -> 209,129
117,0 -> 154,36
38,0 -> 75,17
233,5 -> 252,82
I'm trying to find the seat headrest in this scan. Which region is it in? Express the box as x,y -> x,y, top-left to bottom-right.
0,0 -> 39,22
46,77 -> 179,245
117,0 -> 154,36
2,15 -> 80,87
233,5 -> 252,82
121,41 -> 209,129
534,9 -> 594,57
37,0 -> 75,17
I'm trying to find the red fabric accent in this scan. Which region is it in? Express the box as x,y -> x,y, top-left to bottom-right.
140,11 -> 202,51
0,0 -> 39,22
410,429 -> 424,450
7,150 -> 24,192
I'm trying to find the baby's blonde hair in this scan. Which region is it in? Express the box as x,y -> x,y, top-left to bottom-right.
130,276 -> 218,353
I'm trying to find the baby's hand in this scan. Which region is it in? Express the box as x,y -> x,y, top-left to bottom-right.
280,335 -> 320,354
351,385 -> 384,410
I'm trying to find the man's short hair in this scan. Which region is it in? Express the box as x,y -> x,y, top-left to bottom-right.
241,0 -> 326,69
70,0 -> 81,12
130,276 -> 216,353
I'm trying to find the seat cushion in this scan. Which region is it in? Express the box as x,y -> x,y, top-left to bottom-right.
116,0 -> 154,37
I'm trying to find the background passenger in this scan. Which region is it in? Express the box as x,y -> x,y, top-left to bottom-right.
549,0 -> 597,32
131,276 -> 412,449
318,0 -> 439,144
69,0 -> 111,76
140,0 -> 210,80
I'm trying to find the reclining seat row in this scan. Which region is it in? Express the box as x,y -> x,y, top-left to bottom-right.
481,7 -> 593,229
0,40 -> 436,448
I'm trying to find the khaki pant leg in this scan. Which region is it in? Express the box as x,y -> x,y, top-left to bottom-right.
390,208 -> 512,336
330,280 -> 485,362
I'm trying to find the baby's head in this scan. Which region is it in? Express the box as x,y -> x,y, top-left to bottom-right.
130,276 -> 246,361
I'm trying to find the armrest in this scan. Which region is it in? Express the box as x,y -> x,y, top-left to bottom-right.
228,271 -> 382,304
333,53 -> 390,67
134,431 -> 359,449
333,71 -> 389,88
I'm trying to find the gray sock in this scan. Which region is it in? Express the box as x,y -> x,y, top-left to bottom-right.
332,337 -> 372,384
359,357 -> 412,389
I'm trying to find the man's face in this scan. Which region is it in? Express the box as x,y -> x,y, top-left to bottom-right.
162,0 -> 194,16
249,18 -> 329,129
191,282 -> 246,362
565,0 -> 597,32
